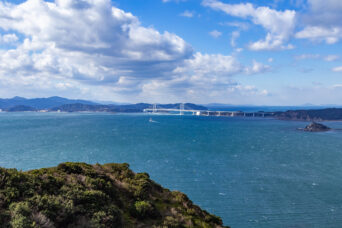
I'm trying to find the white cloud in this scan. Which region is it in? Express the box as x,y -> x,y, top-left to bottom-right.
174,52 -> 242,77
324,55 -> 339,62
294,54 -> 340,62
296,0 -> 342,44
0,33 -> 19,43
139,52 -> 270,103
221,21 -> 250,31
245,60 -> 271,74
0,0 -> 271,103
209,30 -> 222,38
202,0 -> 296,51
174,53 -> 270,81
249,33 -> 294,51
332,66 -> 342,72
0,0 -> 193,94
294,54 -> 320,60
180,10 -> 194,18
296,26 -> 341,44
231,31 -> 240,47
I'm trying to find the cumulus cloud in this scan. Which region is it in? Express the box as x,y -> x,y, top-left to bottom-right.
0,0 -> 193,97
296,26 -> 341,44
0,0 -> 270,103
174,52 -> 242,78
138,53 -> 271,103
296,0 -> 342,44
0,33 -> 18,43
202,0 -> 296,51
245,60 -> 271,74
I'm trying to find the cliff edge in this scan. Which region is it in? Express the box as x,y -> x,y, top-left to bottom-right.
0,162 -> 228,228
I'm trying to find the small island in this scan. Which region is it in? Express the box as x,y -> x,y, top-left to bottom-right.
0,162 -> 228,228
303,122 -> 331,132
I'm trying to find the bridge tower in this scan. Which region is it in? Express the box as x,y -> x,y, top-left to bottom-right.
153,104 -> 157,114
180,103 -> 184,115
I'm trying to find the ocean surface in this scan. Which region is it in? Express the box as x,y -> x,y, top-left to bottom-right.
1,112 -> 342,228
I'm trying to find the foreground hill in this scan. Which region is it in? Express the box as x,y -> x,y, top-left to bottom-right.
0,162 -> 227,228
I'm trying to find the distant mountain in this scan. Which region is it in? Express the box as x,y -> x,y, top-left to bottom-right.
157,103 -> 207,110
0,96 -> 98,110
50,103 -> 207,113
0,96 -> 208,113
50,103 -> 110,112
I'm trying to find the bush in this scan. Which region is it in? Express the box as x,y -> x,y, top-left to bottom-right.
9,202 -> 35,228
133,200 -> 158,219
57,163 -> 85,174
91,206 -> 122,228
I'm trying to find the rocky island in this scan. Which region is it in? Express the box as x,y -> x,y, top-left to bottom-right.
0,162 -> 228,228
302,122 -> 331,132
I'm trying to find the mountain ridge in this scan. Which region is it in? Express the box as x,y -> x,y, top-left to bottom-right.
0,97 -> 207,113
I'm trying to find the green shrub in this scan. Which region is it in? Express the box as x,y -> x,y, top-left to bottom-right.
57,162 -> 83,174
9,202 -> 35,228
91,206 -> 122,228
204,214 -> 223,225
133,200 -> 158,219
162,216 -> 184,228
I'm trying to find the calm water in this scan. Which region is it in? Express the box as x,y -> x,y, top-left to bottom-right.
1,112 -> 342,228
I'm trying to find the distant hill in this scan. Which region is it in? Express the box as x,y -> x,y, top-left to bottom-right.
7,105 -> 37,112
273,108 -> 342,121
0,97 -> 208,113
50,103 -> 208,113
0,96 -> 98,110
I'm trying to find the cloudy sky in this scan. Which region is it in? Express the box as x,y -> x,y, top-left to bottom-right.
0,0 -> 341,105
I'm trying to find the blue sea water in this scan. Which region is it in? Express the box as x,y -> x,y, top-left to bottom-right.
1,112 -> 342,228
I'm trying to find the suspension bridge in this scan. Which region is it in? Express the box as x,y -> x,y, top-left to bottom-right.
143,104 -> 272,117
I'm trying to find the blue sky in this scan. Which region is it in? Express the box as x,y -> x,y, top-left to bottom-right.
0,0 -> 341,105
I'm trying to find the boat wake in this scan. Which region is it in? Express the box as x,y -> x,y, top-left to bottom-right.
149,118 -> 159,123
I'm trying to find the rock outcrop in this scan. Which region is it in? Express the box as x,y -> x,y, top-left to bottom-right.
303,122 -> 331,132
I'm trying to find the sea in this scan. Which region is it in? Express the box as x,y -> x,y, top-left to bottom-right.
1,111 -> 342,228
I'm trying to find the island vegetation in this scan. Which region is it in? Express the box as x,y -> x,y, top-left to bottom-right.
273,108 -> 342,121
0,162 -> 227,228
